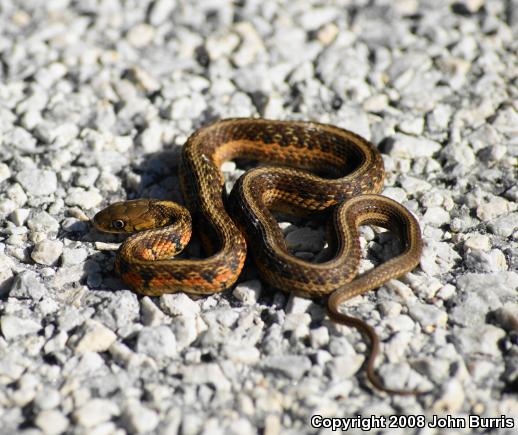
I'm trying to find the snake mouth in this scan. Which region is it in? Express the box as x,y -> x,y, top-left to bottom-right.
91,221 -> 116,234
91,213 -> 118,234
90,217 -> 102,231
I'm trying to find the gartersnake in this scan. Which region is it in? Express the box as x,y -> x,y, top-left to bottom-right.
93,118 -> 424,395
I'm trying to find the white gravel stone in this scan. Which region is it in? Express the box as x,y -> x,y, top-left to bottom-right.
149,0 -> 175,26
73,399 -> 120,428
16,168 -> 57,196
9,208 -> 30,226
310,326 -> 330,348
108,342 -> 150,369
61,246 -> 88,266
33,388 -> 61,411
126,23 -> 155,48
136,325 -> 176,359
488,213 -> 518,238
464,234 -> 491,251
399,175 -> 432,194
65,187 -> 103,209
35,410 -> 69,435
9,270 -> 46,300
432,379 -> 465,413
382,187 -> 408,203
96,171 -> 120,192
44,331 -> 68,354
262,355 -> 312,380
171,315 -> 205,351
126,67 -> 160,94
4,126 -> 37,153
0,198 -> 17,217
384,133 -> 442,158
492,106 -> 518,136
233,280 -> 262,305
85,422 -> 121,435
75,167 -> 100,188
0,162 -> 11,182
140,297 -> 169,326
72,320 -> 117,353
11,373 -> 39,406
168,95 -> 207,120
223,344 -> 260,365
233,22 -> 266,67
1,314 -> 42,339
206,33 -> 240,60
31,239 -> 63,266
181,363 -> 232,391
327,354 -> 365,381
7,182 -> 28,206
436,284 -> 456,301
398,116 -> 424,135
122,400 -> 159,434
0,254 -> 15,295
423,206 -> 451,226
95,291 -> 140,330
450,272 -> 517,327
27,211 -> 59,233
427,104 -> 453,132
137,122 -> 163,152
160,293 -> 200,318
465,249 -> 508,272
453,324 -> 506,357
283,296 -> 311,317
407,301 -> 448,332
283,312 -> 311,334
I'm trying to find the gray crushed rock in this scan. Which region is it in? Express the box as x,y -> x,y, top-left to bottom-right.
0,0 -> 517,433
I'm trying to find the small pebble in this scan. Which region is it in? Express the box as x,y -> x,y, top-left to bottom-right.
140,297 -> 169,326
16,168 -> 57,196
1,314 -> 42,339
262,355 -> 312,380
233,280 -> 262,305
384,133 -> 442,158
160,293 -> 200,318
136,325 -> 177,359
71,320 -> 117,353
65,188 -> 103,209
121,400 -> 159,434
35,410 -> 69,435
73,399 -> 120,428
31,239 -> 63,266
488,213 -> 518,238
181,363 -> 232,391
9,270 -> 46,300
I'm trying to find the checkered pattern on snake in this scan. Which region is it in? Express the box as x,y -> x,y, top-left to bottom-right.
93,118 -> 424,395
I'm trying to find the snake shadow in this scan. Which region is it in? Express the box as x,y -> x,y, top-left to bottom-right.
73,149 -> 184,292
84,147 -> 400,323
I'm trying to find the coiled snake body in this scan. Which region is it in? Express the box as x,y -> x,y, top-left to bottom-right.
93,118 -> 424,395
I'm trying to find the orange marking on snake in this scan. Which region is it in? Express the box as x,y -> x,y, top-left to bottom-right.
93,118 -> 424,395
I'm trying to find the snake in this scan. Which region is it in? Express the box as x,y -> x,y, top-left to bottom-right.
93,118 -> 424,395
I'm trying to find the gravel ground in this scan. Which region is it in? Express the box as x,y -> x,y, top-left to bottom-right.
1,0 -> 517,434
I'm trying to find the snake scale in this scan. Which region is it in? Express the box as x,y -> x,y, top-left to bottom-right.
93,118 -> 424,395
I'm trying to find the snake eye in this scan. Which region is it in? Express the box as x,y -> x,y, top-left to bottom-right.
111,219 -> 125,230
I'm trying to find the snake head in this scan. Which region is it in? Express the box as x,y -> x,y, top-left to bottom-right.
92,199 -> 162,234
